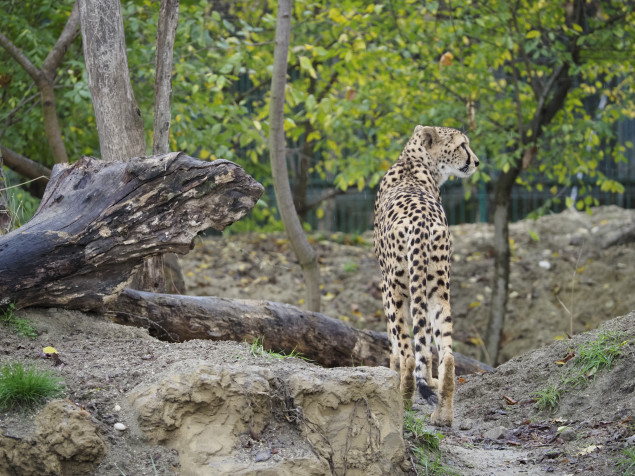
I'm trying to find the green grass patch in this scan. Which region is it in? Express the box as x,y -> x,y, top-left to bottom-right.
0,361 -> 65,410
0,303 -> 37,339
248,337 -> 308,360
404,409 -> 458,475
533,382 -> 563,413
618,447 -> 635,476
534,330 -> 628,413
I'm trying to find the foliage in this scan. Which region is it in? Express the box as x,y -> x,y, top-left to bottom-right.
0,361 -> 64,410
0,0 -> 96,165
1,0 -> 632,219
1,303 -> 37,339
2,169 -> 41,228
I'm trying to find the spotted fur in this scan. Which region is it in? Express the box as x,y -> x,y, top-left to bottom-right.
373,125 -> 479,426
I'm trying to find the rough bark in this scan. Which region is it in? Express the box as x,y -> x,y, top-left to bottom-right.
111,288 -> 493,375
0,1 -> 80,164
0,154 -> 264,310
78,0 -> 146,162
269,0 -> 321,311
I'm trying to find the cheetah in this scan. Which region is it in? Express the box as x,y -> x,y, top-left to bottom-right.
373,125 -> 479,426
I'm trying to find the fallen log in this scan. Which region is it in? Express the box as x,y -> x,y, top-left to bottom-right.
0,153 -> 264,310
110,288 -> 493,374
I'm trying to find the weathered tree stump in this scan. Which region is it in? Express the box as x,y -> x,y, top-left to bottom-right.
111,289 -> 493,374
0,153 -> 264,310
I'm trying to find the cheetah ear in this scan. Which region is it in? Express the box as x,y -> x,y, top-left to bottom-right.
419,126 -> 439,149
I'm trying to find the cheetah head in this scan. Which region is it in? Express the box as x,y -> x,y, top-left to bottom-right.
415,125 -> 479,185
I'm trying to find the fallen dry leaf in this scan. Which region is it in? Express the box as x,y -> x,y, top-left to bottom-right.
503,395 -> 518,405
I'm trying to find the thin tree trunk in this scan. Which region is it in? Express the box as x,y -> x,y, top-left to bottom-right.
137,0 -> 182,295
482,165 -> 518,365
0,1 -> 80,164
482,0 -> 583,366
269,0 -> 320,311
269,0 -> 321,311
152,0 -> 179,156
0,151 -> 11,234
78,0 -> 146,162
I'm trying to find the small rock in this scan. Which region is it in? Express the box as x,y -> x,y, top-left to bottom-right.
114,423 -> 127,431
113,404 -> 121,412
483,426 -> 507,440
254,448 -> 271,462
558,427 -> 576,441
459,419 -> 473,431
538,260 -> 551,270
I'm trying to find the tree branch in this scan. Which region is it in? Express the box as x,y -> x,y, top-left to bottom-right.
0,31 -> 42,84
41,1 -> 81,79
0,144 -> 52,180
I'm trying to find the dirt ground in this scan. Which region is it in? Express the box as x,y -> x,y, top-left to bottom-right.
0,205 -> 634,475
183,205 -> 635,365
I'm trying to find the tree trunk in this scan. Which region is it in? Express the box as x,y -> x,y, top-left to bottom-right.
140,0 -> 185,295
0,153 -> 264,310
482,165 -> 519,365
482,1 -> 582,365
0,152 -> 11,234
111,288 -> 493,375
269,0 -> 321,311
152,0 -> 179,156
78,0 -> 146,162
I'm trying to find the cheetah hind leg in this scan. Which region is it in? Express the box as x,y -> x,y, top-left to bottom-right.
430,353 -> 455,427
400,355 -> 416,402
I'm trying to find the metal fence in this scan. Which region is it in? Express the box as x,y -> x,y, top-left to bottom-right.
297,179 -> 635,234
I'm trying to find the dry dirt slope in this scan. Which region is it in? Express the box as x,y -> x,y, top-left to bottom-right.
182,205 -> 635,365
429,310 -> 634,475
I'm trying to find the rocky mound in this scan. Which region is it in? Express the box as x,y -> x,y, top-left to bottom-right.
0,309 -> 408,475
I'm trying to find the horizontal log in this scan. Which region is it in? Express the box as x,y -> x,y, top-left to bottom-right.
110,289 -> 493,375
0,153 -> 264,310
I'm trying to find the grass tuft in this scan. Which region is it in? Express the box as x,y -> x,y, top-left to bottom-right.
404,409 -> 458,475
618,447 -> 635,476
534,330 -> 628,412
0,303 -> 37,339
248,337 -> 309,361
0,361 -> 65,410
532,382 -> 563,413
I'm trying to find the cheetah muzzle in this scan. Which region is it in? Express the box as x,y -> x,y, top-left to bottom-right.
373,125 -> 479,427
